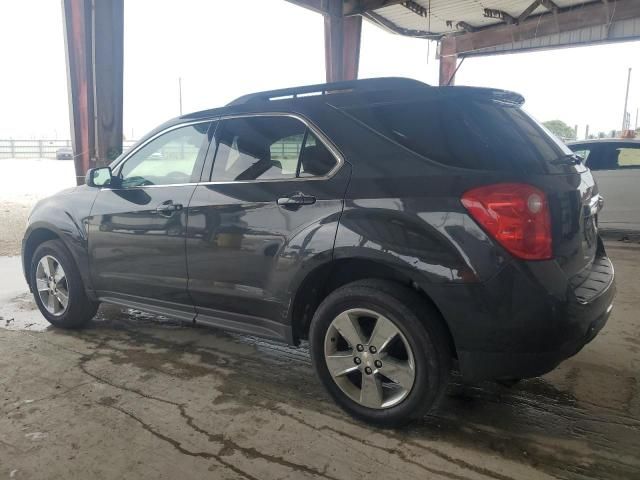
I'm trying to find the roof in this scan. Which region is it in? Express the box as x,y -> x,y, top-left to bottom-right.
288,0 -> 640,56
568,138 -> 640,146
226,77 -> 428,106
173,77 -> 524,127
364,0 -> 594,37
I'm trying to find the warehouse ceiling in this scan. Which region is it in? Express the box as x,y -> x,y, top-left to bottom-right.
288,0 -> 640,56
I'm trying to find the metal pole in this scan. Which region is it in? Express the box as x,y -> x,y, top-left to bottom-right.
178,77 -> 183,115
635,108 -> 639,130
622,67 -> 631,132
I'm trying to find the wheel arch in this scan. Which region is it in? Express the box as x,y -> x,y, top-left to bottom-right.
289,256 -> 457,358
22,222 -> 93,298
22,226 -> 63,287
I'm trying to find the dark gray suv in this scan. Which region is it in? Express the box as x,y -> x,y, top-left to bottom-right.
23,78 -> 615,426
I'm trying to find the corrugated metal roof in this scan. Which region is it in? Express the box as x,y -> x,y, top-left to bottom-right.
469,15 -> 640,55
365,0 -> 640,54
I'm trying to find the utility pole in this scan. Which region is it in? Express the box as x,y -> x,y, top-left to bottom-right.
178,77 -> 183,116
635,108 -> 639,130
622,67 -> 631,132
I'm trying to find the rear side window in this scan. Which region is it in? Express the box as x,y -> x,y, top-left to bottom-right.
211,116 -> 337,181
344,97 -> 569,172
618,146 -> 640,169
583,144 -> 640,171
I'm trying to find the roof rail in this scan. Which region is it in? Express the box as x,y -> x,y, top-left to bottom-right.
226,77 -> 429,106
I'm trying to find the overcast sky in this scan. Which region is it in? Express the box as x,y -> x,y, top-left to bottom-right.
1,0 -> 638,140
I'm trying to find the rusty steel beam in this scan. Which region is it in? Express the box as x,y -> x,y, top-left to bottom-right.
62,0 -> 94,185
441,0 -> 640,57
364,10 -> 438,38
325,0 -> 363,82
439,53 -> 458,86
518,0 -> 544,23
62,0 -> 124,184
284,0 -> 327,15
286,0 -> 405,17
93,0 -> 124,166
343,0 -> 405,16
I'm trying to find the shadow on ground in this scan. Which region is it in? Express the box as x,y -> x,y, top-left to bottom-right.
1,243 -> 639,479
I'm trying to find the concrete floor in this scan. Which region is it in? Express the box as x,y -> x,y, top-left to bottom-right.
1,241 -> 639,480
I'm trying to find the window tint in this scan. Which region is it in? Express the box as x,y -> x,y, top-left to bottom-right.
299,133 -> 336,177
618,147 -> 640,168
344,98 -> 569,172
270,133 -> 305,174
572,149 -> 591,162
119,123 -> 209,187
211,116 -> 337,181
586,145 -> 640,171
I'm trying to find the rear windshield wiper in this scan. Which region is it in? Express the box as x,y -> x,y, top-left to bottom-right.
550,153 -> 582,165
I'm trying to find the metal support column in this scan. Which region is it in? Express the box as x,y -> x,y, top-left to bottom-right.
62,0 -> 123,185
438,37 -> 458,86
324,0 -> 362,82
93,0 -> 124,167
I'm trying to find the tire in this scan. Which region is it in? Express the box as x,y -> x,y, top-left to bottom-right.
309,279 -> 452,427
30,239 -> 98,329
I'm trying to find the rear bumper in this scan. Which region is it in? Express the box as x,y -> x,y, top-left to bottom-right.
426,253 -> 616,381
458,293 -> 613,380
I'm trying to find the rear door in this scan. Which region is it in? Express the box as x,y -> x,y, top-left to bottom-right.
88,121 -> 212,319
186,114 -> 349,338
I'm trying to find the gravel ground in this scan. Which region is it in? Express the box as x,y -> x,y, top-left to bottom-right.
0,158 -> 76,256
0,201 -> 31,256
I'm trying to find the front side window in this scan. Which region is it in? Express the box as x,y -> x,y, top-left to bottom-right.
119,123 -> 210,187
210,116 -> 337,182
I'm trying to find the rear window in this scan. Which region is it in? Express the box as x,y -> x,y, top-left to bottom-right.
343,97 -> 570,172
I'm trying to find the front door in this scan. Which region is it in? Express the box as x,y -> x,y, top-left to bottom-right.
186,114 -> 349,338
88,121 -> 212,319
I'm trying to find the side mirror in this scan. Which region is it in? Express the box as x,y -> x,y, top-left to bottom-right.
85,167 -> 113,187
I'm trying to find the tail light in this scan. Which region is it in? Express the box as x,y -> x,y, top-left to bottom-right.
461,183 -> 552,260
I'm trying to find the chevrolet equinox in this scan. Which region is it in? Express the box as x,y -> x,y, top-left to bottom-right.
22,78 -> 615,426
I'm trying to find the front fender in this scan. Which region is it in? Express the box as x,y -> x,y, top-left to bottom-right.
22,187 -> 98,295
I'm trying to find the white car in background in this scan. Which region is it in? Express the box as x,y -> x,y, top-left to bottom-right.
567,139 -> 640,233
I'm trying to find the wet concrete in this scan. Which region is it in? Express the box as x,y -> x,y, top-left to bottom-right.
1,242 -> 639,479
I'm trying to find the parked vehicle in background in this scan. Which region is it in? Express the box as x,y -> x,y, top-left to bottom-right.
55,147 -> 73,160
567,139 -> 640,233
22,78 -> 615,426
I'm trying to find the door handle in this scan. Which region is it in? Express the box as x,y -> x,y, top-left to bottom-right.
155,201 -> 183,216
277,192 -> 316,209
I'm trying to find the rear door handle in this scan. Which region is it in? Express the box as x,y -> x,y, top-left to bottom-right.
155,201 -> 183,216
277,192 -> 316,209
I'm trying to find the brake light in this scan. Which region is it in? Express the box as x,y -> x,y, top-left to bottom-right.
461,183 -> 552,260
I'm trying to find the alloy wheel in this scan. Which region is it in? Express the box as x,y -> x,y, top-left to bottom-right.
323,308 -> 416,409
35,255 -> 69,316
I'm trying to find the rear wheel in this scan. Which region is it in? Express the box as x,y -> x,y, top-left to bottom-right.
30,240 -> 98,328
309,279 -> 451,427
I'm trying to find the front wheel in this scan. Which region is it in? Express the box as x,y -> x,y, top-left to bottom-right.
309,279 -> 452,427
30,239 -> 98,328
